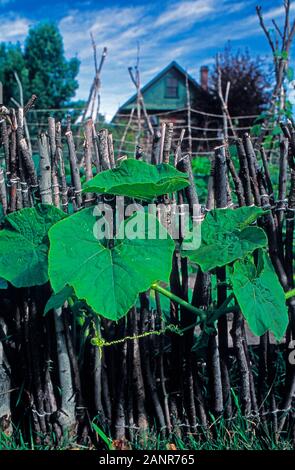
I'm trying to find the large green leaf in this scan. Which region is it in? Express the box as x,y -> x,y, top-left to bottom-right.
182,206 -> 267,271
44,285 -> 74,315
0,278 -> 8,289
82,159 -> 189,200
230,250 -> 288,340
0,204 -> 66,287
48,208 -> 175,321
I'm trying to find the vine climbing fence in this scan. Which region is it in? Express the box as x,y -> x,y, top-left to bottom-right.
0,97 -> 295,449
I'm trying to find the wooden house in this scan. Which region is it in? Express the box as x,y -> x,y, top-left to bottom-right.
112,61 -> 213,155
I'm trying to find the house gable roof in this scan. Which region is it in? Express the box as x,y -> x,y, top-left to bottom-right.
117,61 -> 201,113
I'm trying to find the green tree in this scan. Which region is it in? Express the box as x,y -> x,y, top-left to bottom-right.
0,42 -> 29,105
0,22 -> 80,109
24,22 -> 80,108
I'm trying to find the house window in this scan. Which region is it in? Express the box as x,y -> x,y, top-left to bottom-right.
165,77 -> 178,98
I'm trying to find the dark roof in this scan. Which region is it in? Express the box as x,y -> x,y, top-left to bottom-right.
117,61 -> 201,112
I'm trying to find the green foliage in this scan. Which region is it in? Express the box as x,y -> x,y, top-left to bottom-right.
287,66 -> 294,82
275,50 -> 289,60
0,22 -> 79,108
228,145 -> 240,169
262,134 -> 274,150
24,23 -> 79,108
91,422 -> 113,450
1,417 -> 294,450
0,42 -> 29,105
192,324 -> 216,358
191,156 -> 211,175
194,177 -> 209,205
182,206 -> 267,272
250,124 -> 262,137
83,159 -> 189,201
230,250 -> 288,340
48,208 -> 175,321
0,204 -> 65,287
190,156 -> 211,205
271,125 -> 282,136
44,285 -> 74,315
0,277 -> 8,289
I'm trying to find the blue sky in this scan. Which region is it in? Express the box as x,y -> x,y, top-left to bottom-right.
0,0 -> 293,118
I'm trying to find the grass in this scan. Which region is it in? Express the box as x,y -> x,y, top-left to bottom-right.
130,416 -> 294,450
1,353 -> 293,451
1,412 -> 294,450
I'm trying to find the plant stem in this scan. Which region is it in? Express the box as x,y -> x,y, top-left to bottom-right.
151,283 -> 206,320
286,288 -> 295,300
152,283 -> 238,323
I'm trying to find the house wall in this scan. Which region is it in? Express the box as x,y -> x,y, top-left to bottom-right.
122,66 -> 198,111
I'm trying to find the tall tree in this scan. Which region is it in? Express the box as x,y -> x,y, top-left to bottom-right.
24,23 -> 80,108
0,22 -> 80,109
0,42 -> 29,105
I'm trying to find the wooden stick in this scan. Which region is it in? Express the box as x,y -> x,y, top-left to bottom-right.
243,133 -> 261,205
65,128 -> 82,209
158,122 -> 166,164
9,109 -> 18,212
236,138 -> 253,206
118,107 -> 135,157
83,119 -> 95,206
98,129 -> 111,170
48,117 -> 60,208
163,122 -> 173,164
107,132 -> 115,168
225,146 -> 245,206
0,168 -> 7,215
56,122 -> 68,212
38,133 -> 52,205
214,145 -> 232,417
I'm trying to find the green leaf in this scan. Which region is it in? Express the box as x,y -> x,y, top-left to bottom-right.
271,125 -> 282,136
0,204 -> 66,287
0,278 -> 8,289
287,66 -> 294,82
44,285 -> 74,315
192,325 -> 216,358
191,156 -> 211,175
253,112 -> 269,124
48,208 -> 175,321
274,50 -> 288,60
282,50 -> 288,60
82,159 -> 189,201
230,251 -> 288,340
262,134 -> 273,150
91,422 -> 113,450
250,124 -> 262,137
182,206 -> 267,271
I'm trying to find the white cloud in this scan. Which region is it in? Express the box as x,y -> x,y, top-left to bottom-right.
0,0 -> 290,118
0,15 -> 30,42
155,0 -> 215,27
58,0 -> 289,118
226,1 -> 251,14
